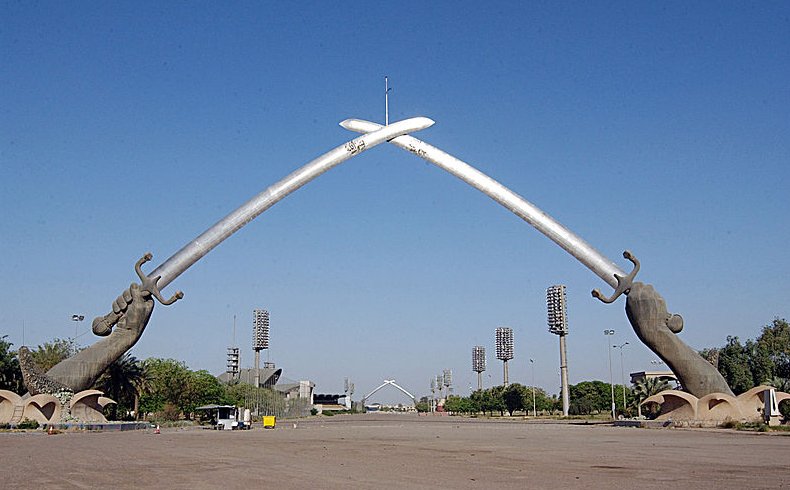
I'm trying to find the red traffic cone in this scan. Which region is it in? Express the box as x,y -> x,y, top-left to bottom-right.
154,425 -> 160,434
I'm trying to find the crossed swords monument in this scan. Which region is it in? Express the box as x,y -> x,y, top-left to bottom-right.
6,106 -> 786,425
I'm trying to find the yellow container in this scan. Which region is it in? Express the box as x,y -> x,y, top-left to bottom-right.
262,416 -> 276,429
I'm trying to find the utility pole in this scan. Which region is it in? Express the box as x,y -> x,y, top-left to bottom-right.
614,342 -> 629,411
530,358 -> 536,417
604,329 -> 616,419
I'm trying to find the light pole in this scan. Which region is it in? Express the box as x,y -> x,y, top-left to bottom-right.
530,358 -> 536,417
495,327 -> 514,386
71,314 -> 84,339
472,346 -> 486,391
603,329 -> 616,419
614,342 -> 629,412
546,285 -> 570,417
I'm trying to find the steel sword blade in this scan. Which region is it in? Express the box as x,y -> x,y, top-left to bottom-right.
340,118 -> 632,296
93,116 -> 435,335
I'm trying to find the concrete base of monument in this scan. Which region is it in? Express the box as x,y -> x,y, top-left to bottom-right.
0,389 -> 117,425
641,385 -> 789,425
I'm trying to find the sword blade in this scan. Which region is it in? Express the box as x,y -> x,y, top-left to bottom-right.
150,116 -> 434,290
340,118 -> 624,289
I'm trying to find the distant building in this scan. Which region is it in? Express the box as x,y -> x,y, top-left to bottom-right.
217,365 -> 282,388
275,380 -> 315,404
630,370 -> 679,388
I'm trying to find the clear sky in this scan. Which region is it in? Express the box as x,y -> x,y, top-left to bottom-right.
2,2 -> 788,404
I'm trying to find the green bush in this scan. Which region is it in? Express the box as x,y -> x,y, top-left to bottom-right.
17,418 -> 39,429
310,408 -> 318,416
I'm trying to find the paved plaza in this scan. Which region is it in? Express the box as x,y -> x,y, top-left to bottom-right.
2,413 -> 788,489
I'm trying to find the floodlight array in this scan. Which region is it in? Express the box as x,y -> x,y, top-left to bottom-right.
472,346 -> 486,373
253,309 -> 270,351
547,285 -> 569,335
495,327 -> 514,361
226,347 -> 239,377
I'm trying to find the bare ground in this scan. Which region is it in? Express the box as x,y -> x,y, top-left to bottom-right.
2,413 -> 788,489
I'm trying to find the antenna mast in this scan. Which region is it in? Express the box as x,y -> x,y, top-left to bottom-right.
385,76 -> 391,125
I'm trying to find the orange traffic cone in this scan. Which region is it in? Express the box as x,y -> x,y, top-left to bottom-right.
47,426 -> 54,435
154,425 -> 160,434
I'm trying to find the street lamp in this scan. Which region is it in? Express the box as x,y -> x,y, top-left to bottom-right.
529,358 -> 536,417
603,329 -> 616,419
614,342 -> 629,412
71,314 -> 85,338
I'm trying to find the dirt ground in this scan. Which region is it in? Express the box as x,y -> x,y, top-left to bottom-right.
2,413 -> 788,489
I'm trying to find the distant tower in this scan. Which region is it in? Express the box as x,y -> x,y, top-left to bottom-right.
472,346 -> 486,391
496,327 -> 514,386
443,369 -> 453,396
227,315 -> 240,380
547,285 -> 570,416
344,378 -> 355,410
226,347 -> 239,380
430,377 -> 436,412
253,309 -> 270,389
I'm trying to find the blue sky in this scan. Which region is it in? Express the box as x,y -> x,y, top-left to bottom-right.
2,2 -> 788,403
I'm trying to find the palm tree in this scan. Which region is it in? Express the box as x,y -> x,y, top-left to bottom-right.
93,353 -> 145,420
632,377 -> 671,418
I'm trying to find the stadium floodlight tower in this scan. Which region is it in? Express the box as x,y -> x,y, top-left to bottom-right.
495,327 -> 514,386
443,369 -> 453,396
472,346 -> 486,391
253,309 -> 270,390
547,285 -> 570,416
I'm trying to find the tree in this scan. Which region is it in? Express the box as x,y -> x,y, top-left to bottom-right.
93,353 -> 145,420
702,318 -> 790,396
443,395 -> 465,414
756,318 -> 790,380
30,338 -> 79,371
488,386 -> 507,416
138,358 -> 191,417
0,336 -> 23,394
522,386 -> 554,415
415,401 -> 431,412
716,336 -> 753,394
182,370 -> 226,418
503,383 -> 527,416
568,381 -> 611,415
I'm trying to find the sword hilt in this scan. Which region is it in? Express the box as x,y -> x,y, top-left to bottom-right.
591,250 -> 640,304
91,252 -> 184,336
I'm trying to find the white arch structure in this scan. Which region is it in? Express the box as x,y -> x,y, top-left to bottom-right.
340,118 -> 626,290
95,114 -> 629,337
362,379 -> 416,405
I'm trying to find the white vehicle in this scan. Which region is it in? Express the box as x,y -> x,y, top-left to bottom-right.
196,404 -> 250,430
